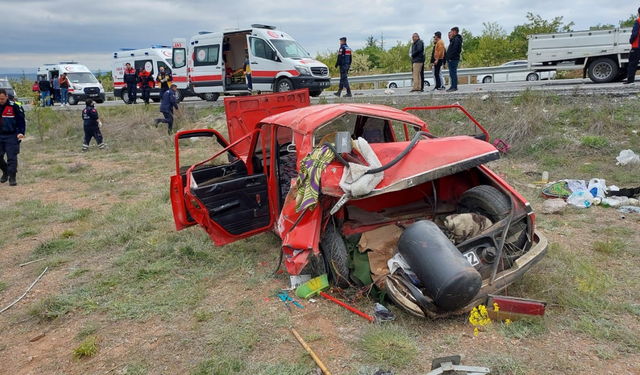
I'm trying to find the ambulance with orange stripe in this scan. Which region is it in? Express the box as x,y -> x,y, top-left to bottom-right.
111,46 -> 191,103
172,24 -> 331,101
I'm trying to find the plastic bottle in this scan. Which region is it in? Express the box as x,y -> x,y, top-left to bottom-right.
541,171 -> 549,183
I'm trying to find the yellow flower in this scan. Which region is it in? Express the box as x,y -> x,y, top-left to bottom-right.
505,319 -> 511,326
493,302 -> 499,312
474,327 -> 479,336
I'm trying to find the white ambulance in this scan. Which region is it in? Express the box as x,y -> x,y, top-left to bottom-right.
37,62 -> 105,105
172,24 -> 330,101
111,46 -> 191,103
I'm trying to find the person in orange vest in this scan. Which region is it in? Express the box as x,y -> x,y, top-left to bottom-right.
625,7 -> 640,85
137,67 -> 155,104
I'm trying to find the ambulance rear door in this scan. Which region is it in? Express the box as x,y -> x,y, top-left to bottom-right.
190,36 -> 224,95
170,40 -> 188,90
246,34 -> 281,92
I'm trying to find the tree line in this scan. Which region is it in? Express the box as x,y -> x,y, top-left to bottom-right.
314,13 -> 638,76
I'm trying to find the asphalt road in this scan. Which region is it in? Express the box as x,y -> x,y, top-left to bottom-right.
23,78 -> 638,111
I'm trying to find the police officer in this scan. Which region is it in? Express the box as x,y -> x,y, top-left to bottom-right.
81,99 -> 104,151
334,37 -> 352,98
0,89 -> 26,186
138,67 -> 154,104
123,63 -> 138,104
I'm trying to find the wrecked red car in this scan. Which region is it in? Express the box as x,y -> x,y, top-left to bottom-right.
170,90 -> 548,318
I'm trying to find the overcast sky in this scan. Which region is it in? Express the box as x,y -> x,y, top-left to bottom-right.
0,0 -> 635,73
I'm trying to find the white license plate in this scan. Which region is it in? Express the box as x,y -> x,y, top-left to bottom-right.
89,94 -> 99,97
462,250 -> 480,267
321,82 -> 330,86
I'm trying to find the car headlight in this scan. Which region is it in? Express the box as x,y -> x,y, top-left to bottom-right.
295,65 -> 311,76
73,85 -> 82,90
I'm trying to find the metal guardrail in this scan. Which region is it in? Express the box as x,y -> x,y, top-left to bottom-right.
329,65 -> 535,88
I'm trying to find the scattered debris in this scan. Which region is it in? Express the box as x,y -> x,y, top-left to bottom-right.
487,295 -> 546,321
492,139 -> 510,153
481,94 -> 489,100
567,191 -> 593,208
29,333 -> 46,342
19,258 -> 46,267
619,206 -> 640,214
427,355 -> 491,375
541,198 -> 567,214
290,327 -> 332,375
616,149 -> 640,165
373,303 -> 396,322
0,267 -> 49,314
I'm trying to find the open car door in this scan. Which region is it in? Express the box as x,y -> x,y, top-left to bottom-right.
170,129 -> 235,230
182,129 -> 275,246
224,89 -> 309,157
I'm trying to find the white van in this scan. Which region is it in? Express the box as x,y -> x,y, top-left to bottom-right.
111,46 -> 191,103
172,24 -> 330,101
37,62 -> 106,105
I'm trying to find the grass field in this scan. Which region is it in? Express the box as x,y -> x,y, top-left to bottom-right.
1,92 -> 640,374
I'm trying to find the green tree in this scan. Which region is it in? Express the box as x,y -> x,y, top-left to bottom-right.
620,14 -> 637,27
509,13 -> 575,59
590,23 -> 615,30
460,29 -> 479,65
463,22 -> 515,67
315,50 -> 339,77
359,35 -> 384,68
380,41 -> 411,73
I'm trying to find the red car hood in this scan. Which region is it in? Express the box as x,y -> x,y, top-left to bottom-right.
321,136 -> 500,197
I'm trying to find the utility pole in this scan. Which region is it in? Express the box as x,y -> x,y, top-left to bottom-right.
380,32 -> 385,50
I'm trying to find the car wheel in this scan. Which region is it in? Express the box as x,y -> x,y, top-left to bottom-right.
121,91 -> 130,104
482,76 -> 493,84
526,73 -> 539,81
94,98 -> 104,104
275,78 -> 294,92
202,92 -> 219,101
174,89 -> 183,103
389,82 -> 398,89
152,98 -> 160,103
67,95 -> 78,105
319,223 -> 350,288
588,57 -> 619,83
458,185 -> 528,261
424,81 -> 430,87
309,90 -> 322,97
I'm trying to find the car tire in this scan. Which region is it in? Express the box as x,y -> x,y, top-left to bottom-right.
121,91 -> 130,104
67,95 -> 78,106
202,92 -> 220,101
424,81 -> 430,87
309,90 -> 322,97
587,57 -> 619,83
389,82 -> 398,89
319,223 -> 350,288
482,76 -> 492,84
152,98 -> 160,103
175,89 -> 184,103
275,78 -> 294,92
458,185 -> 528,259
526,73 -> 539,81
95,98 -> 104,104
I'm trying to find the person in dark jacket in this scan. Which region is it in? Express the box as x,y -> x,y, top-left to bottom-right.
625,7 -> 640,84
154,84 -> 179,134
410,33 -> 426,92
334,37 -> 352,97
0,89 -> 27,186
38,77 -> 52,107
81,99 -> 104,151
446,27 -> 463,92
138,68 -> 155,104
123,63 -> 138,104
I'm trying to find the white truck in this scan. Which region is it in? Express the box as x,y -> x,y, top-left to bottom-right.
527,28 -> 635,83
172,24 -> 331,101
37,62 -> 106,105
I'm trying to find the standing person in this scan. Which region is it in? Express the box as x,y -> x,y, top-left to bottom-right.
432,32 -> 446,91
0,89 -> 26,186
243,52 -> 252,94
410,33 -> 426,92
123,63 -> 138,104
49,78 -> 56,104
81,99 -> 105,151
156,66 -> 173,100
625,7 -> 640,85
38,77 -> 51,107
154,84 -> 179,135
52,74 -> 61,104
334,37 -> 352,97
446,27 -> 463,92
138,67 -> 154,104
32,81 -> 40,105
59,73 -> 71,106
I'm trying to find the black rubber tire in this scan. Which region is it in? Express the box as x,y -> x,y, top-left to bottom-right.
275,78 -> 294,92
175,89 -> 184,103
587,57 -> 619,83
615,69 -> 628,82
482,76 -> 492,84
526,73 -> 539,81
121,91 -> 130,104
67,95 -> 78,105
152,98 -> 160,103
424,81 -> 430,87
94,99 -> 104,104
202,93 -> 220,101
458,185 -> 528,252
319,223 -> 350,288
309,91 -> 322,97
389,82 -> 398,88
